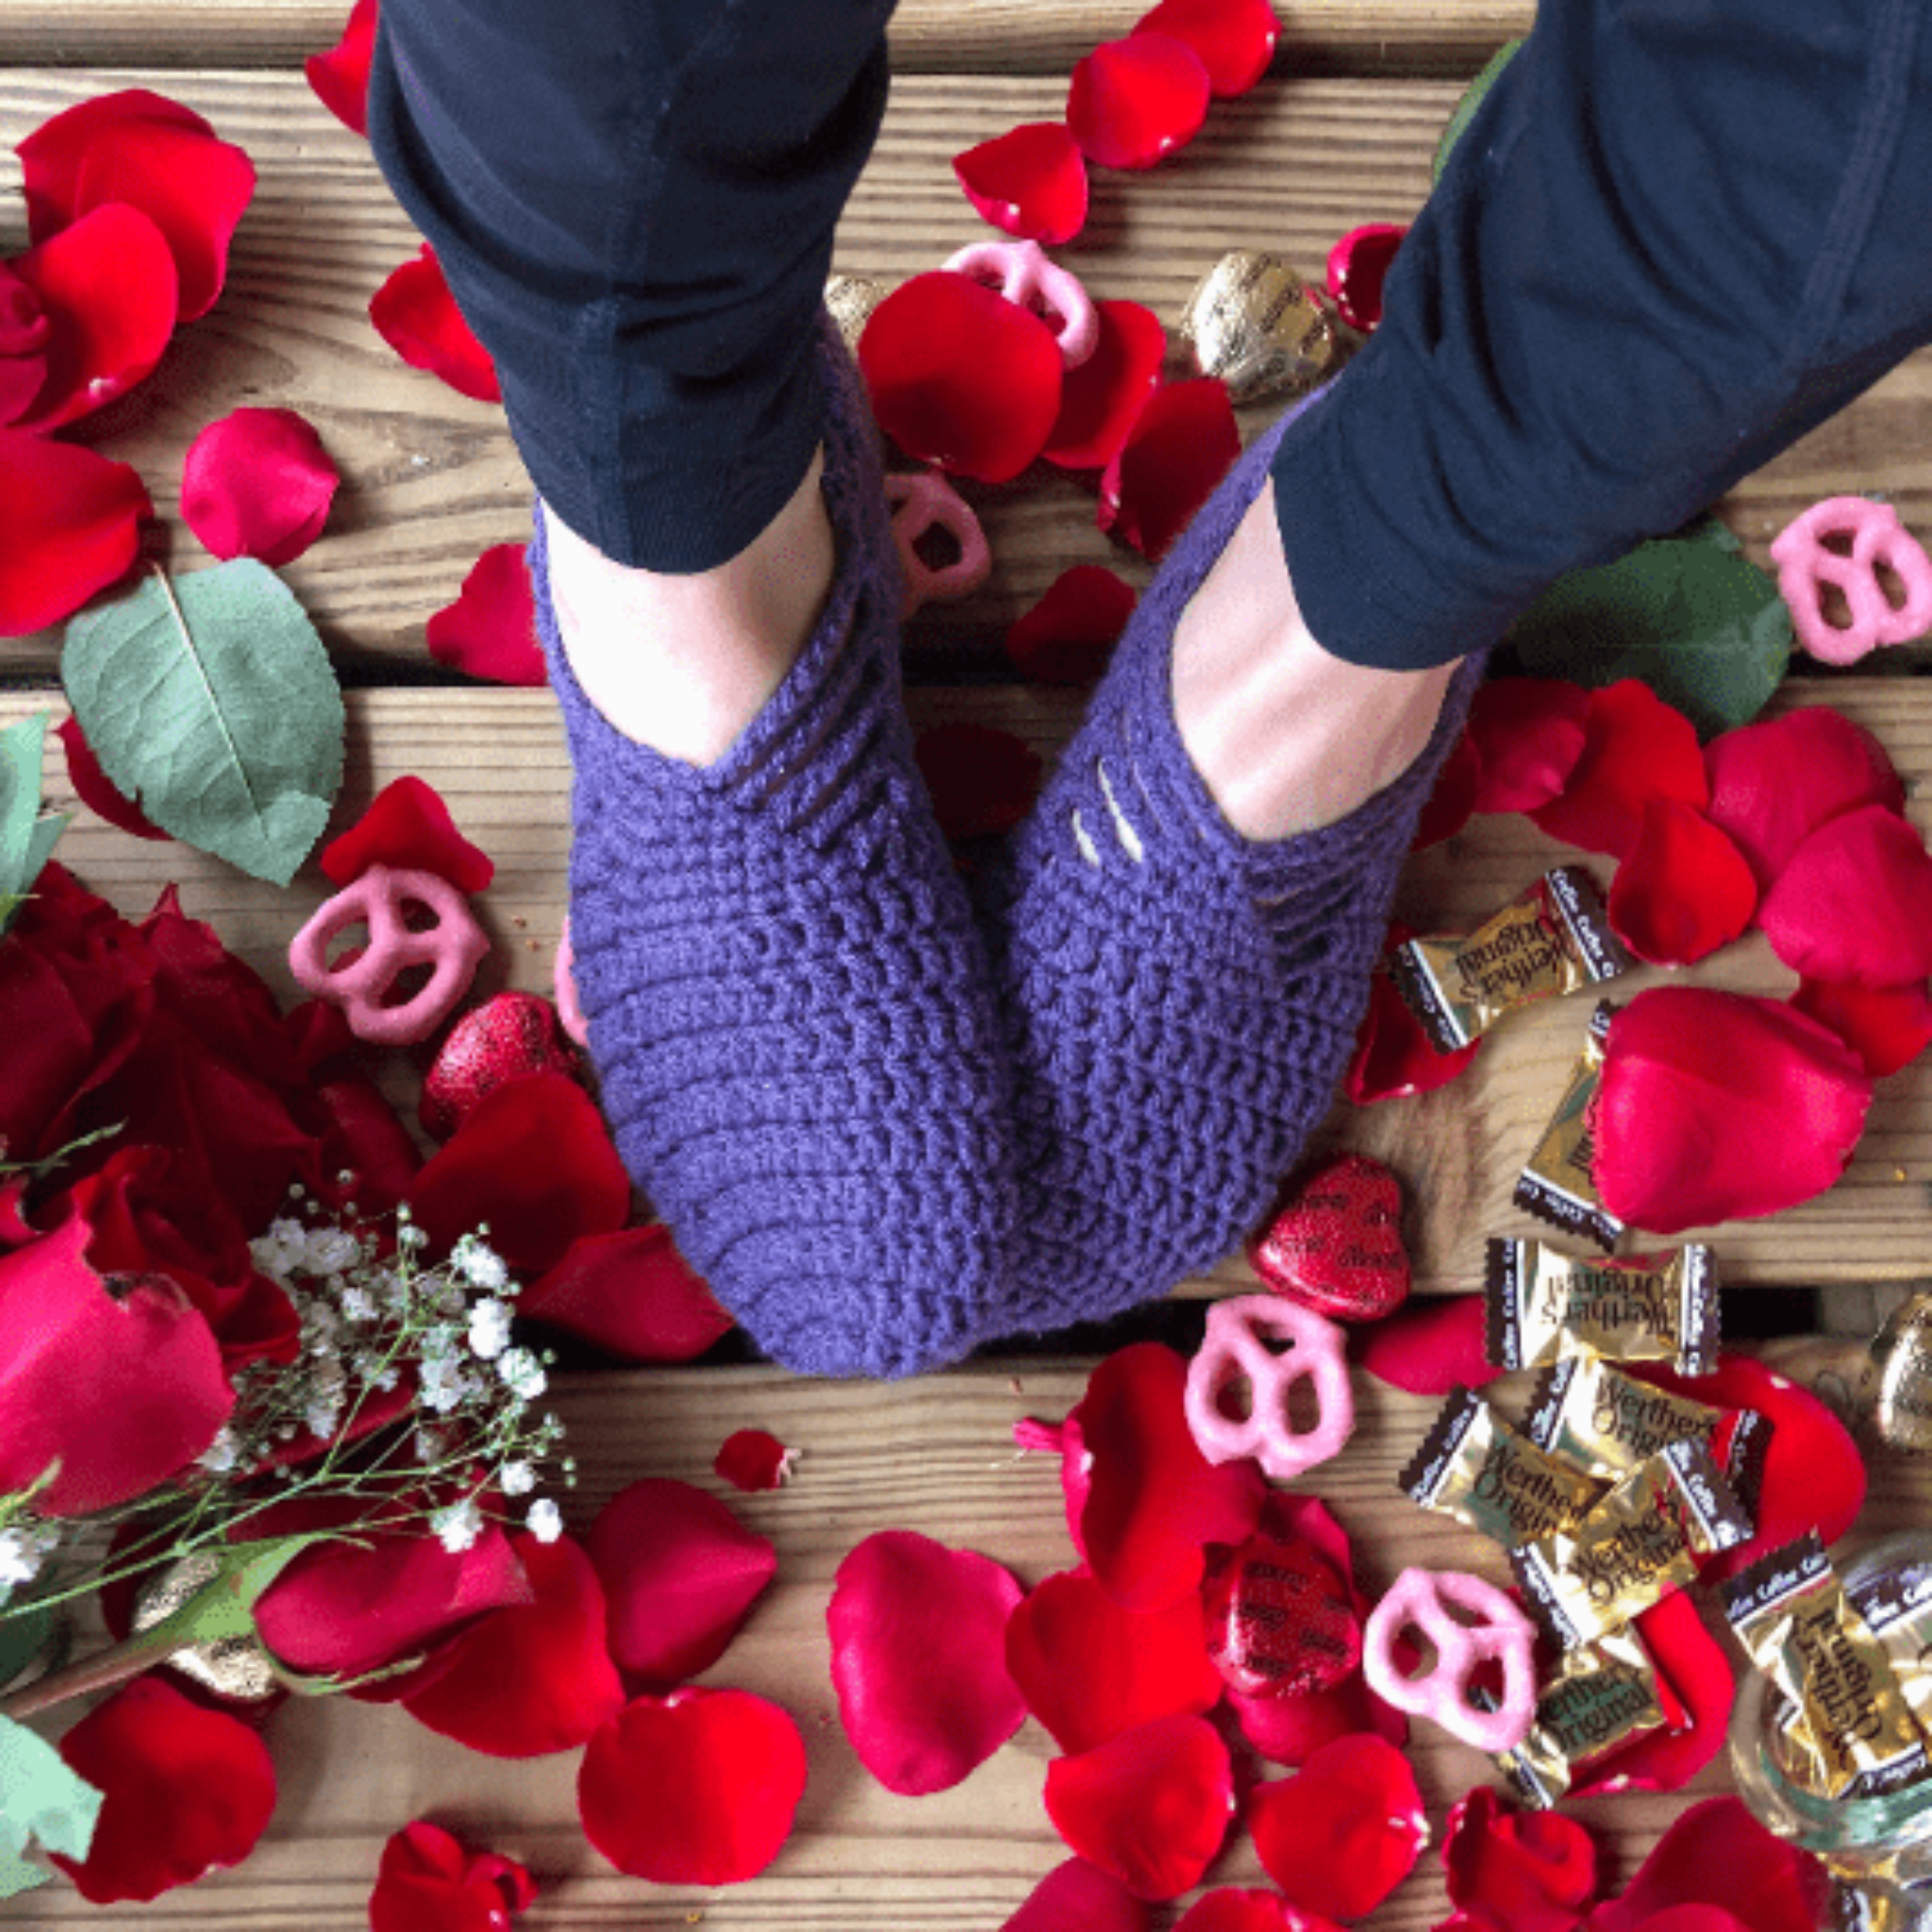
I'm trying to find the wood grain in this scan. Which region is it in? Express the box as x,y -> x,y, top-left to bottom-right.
9,1357 -> 1932,1928
0,0 -> 1531,77
6,69 -> 1932,675
11,677 -> 1932,1295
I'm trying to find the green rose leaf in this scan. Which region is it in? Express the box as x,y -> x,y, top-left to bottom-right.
1434,38 -> 1524,183
61,562 -> 344,887
0,713 -> 68,939
0,1597 -> 56,1694
1504,517 -> 1794,738
0,1712 -> 103,1897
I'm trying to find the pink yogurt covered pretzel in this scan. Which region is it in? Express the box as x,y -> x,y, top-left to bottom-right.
289,861 -> 489,1046
1769,495 -> 1932,666
1184,1294 -> 1354,1480
886,470 -> 992,617
1362,1567 -> 1537,1754
941,239 -> 1100,368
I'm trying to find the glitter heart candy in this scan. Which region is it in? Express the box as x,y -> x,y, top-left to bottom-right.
1201,1529 -> 1360,1701
420,989 -> 583,1140
1247,1151 -> 1410,1323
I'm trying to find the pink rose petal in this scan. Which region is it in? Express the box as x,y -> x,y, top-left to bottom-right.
371,243 -> 502,403
308,0 -> 379,136
1324,223 -> 1407,334
1353,1292 -> 1501,1393
1529,679 -> 1707,860
426,541 -> 546,685
1249,1731 -> 1428,1922
181,407 -> 339,565
1607,798 -> 1757,966
1759,802 -> 1932,986
1004,1857 -> 1152,1931
714,1427 -> 794,1492
829,1528 -> 1026,1794
1790,975 -> 1932,1078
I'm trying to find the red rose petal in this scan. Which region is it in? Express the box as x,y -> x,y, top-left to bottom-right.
181,406 -> 338,565
371,243 -> 502,403
67,118 -> 255,322
1568,1591 -> 1733,1796
0,1213 -> 232,1516
399,1532 -> 626,1757
308,0 -> 380,137
1345,924 -> 1484,1104
1005,1565 -> 1224,1754
1324,223 -> 1407,335
408,1071 -> 630,1274
829,1528 -> 1026,1794
1607,798 -> 1757,966
425,541 -> 546,686
253,1515 -> 532,1679
1099,377 -> 1240,561
1595,988 -> 1874,1231
1529,679 -> 1707,859
1413,724 -> 1482,848
715,1427 -> 794,1491
1791,975 -> 1932,1077
0,260 -> 50,426
1760,802 -> 1932,986
1704,705 -> 1906,892
58,712 -> 167,839
1135,0 -> 1281,96
1073,1341 -> 1267,1611
525,1224 -> 734,1362
51,1675 -> 275,1904
369,1821 -> 536,1932
1005,1857 -> 1152,1931
587,1476 -> 777,1688
1249,1732 -> 1428,1922
1044,1712 -> 1234,1901
1044,298 -> 1168,471
1467,677 -> 1591,815
954,121 -> 1090,245
578,1687 -> 807,1885
1627,1354 -> 1865,1577
1582,1796 -> 1831,1932
1176,1890 -> 1330,1932
1353,1291 -> 1501,1393
321,773 -> 495,892
1442,1786 -> 1597,1932
1067,33 -> 1213,170
8,202 -> 178,431
1230,1674 -> 1404,1767
915,721 -> 1045,839
860,272 -> 1063,482
1008,564 -> 1139,684
18,88 -> 213,234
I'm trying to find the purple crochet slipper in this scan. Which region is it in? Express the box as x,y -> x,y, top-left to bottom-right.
973,397 -> 1487,1332
533,325 -> 1016,1378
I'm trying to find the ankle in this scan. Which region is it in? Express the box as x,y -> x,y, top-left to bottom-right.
545,449 -> 836,767
1171,479 -> 1457,841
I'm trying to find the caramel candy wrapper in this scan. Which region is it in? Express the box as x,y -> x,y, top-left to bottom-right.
1497,1625 -> 1677,1807
1391,866 -> 1629,1054
1178,250 -> 1338,405
1524,1354 -> 1770,1519
1486,1237 -> 1719,1375
1400,1384 -> 1605,1549
1869,1293 -> 1932,1454
1724,1531 -> 1932,1801
825,273 -> 890,354
1514,1000 -> 1623,1251
1849,1543 -> 1932,1730
1511,1438 -> 1753,1651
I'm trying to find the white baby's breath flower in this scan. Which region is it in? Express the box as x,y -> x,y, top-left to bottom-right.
415,1425 -> 451,1466
304,1226 -> 362,1276
456,1238 -> 508,1293
525,1498 -> 562,1544
418,1355 -> 467,1415
467,1298 -> 512,1361
339,1285 -> 377,1324
498,1459 -> 536,1497
197,1427 -> 241,1476
429,1497 -> 483,1554
495,1347 -> 546,1404
0,1527 -> 44,1590
249,1217 -> 307,1280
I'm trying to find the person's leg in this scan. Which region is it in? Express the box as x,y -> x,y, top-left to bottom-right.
984,0 -> 1932,1326
371,1 -> 1023,1376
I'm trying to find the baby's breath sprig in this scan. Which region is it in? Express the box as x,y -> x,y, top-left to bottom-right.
0,1190 -> 572,1624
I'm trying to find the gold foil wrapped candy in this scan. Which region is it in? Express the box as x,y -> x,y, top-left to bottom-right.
1178,251 -> 1338,404
133,1552 -> 280,1703
825,274 -> 891,355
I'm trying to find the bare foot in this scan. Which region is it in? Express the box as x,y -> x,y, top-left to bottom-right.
1172,475 -> 1460,841
543,448 -> 835,768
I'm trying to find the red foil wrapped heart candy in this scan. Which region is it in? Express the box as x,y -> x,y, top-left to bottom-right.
1201,1529 -> 1359,1701
1247,1151 -> 1410,1322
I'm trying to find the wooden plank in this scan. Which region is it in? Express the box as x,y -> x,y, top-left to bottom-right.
6,68 -> 1932,675
0,0 -> 1531,78
10,1357 -> 1932,1927
11,677 -> 1932,1296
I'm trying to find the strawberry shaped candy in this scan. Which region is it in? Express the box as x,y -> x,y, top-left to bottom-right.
1247,1151 -> 1409,1322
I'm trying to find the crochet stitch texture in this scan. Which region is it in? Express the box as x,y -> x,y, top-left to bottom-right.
533,325 -> 1018,1378
974,396 -> 1488,1330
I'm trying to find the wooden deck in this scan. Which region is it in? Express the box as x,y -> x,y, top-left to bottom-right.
6,0 -> 1932,1925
